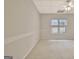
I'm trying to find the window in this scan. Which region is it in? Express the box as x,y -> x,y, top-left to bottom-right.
59,27 -> 66,33
50,19 -> 67,34
59,19 -> 67,26
51,27 -> 58,33
51,19 -> 58,26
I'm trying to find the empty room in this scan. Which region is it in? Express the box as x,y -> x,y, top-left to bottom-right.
4,0 -> 74,59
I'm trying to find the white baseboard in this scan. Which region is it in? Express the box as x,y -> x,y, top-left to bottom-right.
22,39 -> 39,59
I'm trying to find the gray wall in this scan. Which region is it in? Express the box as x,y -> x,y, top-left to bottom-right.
40,14 -> 74,40
4,0 -> 40,59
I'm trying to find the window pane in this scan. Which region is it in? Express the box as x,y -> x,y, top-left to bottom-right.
59,27 -> 66,33
59,19 -> 67,26
51,19 -> 58,26
51,27 -> 58,33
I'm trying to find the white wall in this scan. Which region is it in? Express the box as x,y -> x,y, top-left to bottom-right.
4,0 -> 40,59
40,14 -> 74,40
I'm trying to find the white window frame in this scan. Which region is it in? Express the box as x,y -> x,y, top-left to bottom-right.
50,19 -> 67,34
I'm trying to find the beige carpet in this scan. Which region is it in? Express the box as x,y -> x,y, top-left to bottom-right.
25,40 -> 74,59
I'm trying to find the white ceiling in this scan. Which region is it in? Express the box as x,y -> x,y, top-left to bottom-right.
32,0 -> 74,14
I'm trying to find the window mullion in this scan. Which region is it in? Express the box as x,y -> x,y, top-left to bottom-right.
58,19 -> 60,33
